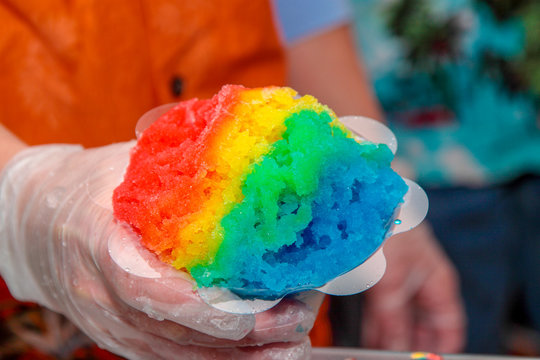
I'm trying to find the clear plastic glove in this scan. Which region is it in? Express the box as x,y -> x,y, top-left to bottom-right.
361,222 -> 466,353
0,141 -> 323,360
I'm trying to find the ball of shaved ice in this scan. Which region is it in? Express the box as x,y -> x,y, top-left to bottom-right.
113,85 -> 408,299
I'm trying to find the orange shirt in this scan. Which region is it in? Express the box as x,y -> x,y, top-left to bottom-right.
0,0 -> 285,147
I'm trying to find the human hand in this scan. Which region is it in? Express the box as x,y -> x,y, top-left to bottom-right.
361,222 -> 466,353
0,141 -> 323,359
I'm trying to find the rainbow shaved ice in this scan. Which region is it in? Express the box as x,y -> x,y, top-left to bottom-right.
113,85 -> 408,298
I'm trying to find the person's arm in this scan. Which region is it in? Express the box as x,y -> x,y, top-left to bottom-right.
285,25 -> 466,353
0,124 -> 27,170
286,24 -> 383,119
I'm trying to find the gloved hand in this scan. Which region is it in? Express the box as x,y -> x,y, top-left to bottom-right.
0,141 -> 323,359
361,222 -> 466,353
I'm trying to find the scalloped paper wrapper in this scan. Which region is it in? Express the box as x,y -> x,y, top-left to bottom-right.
93,111 -> 428,315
